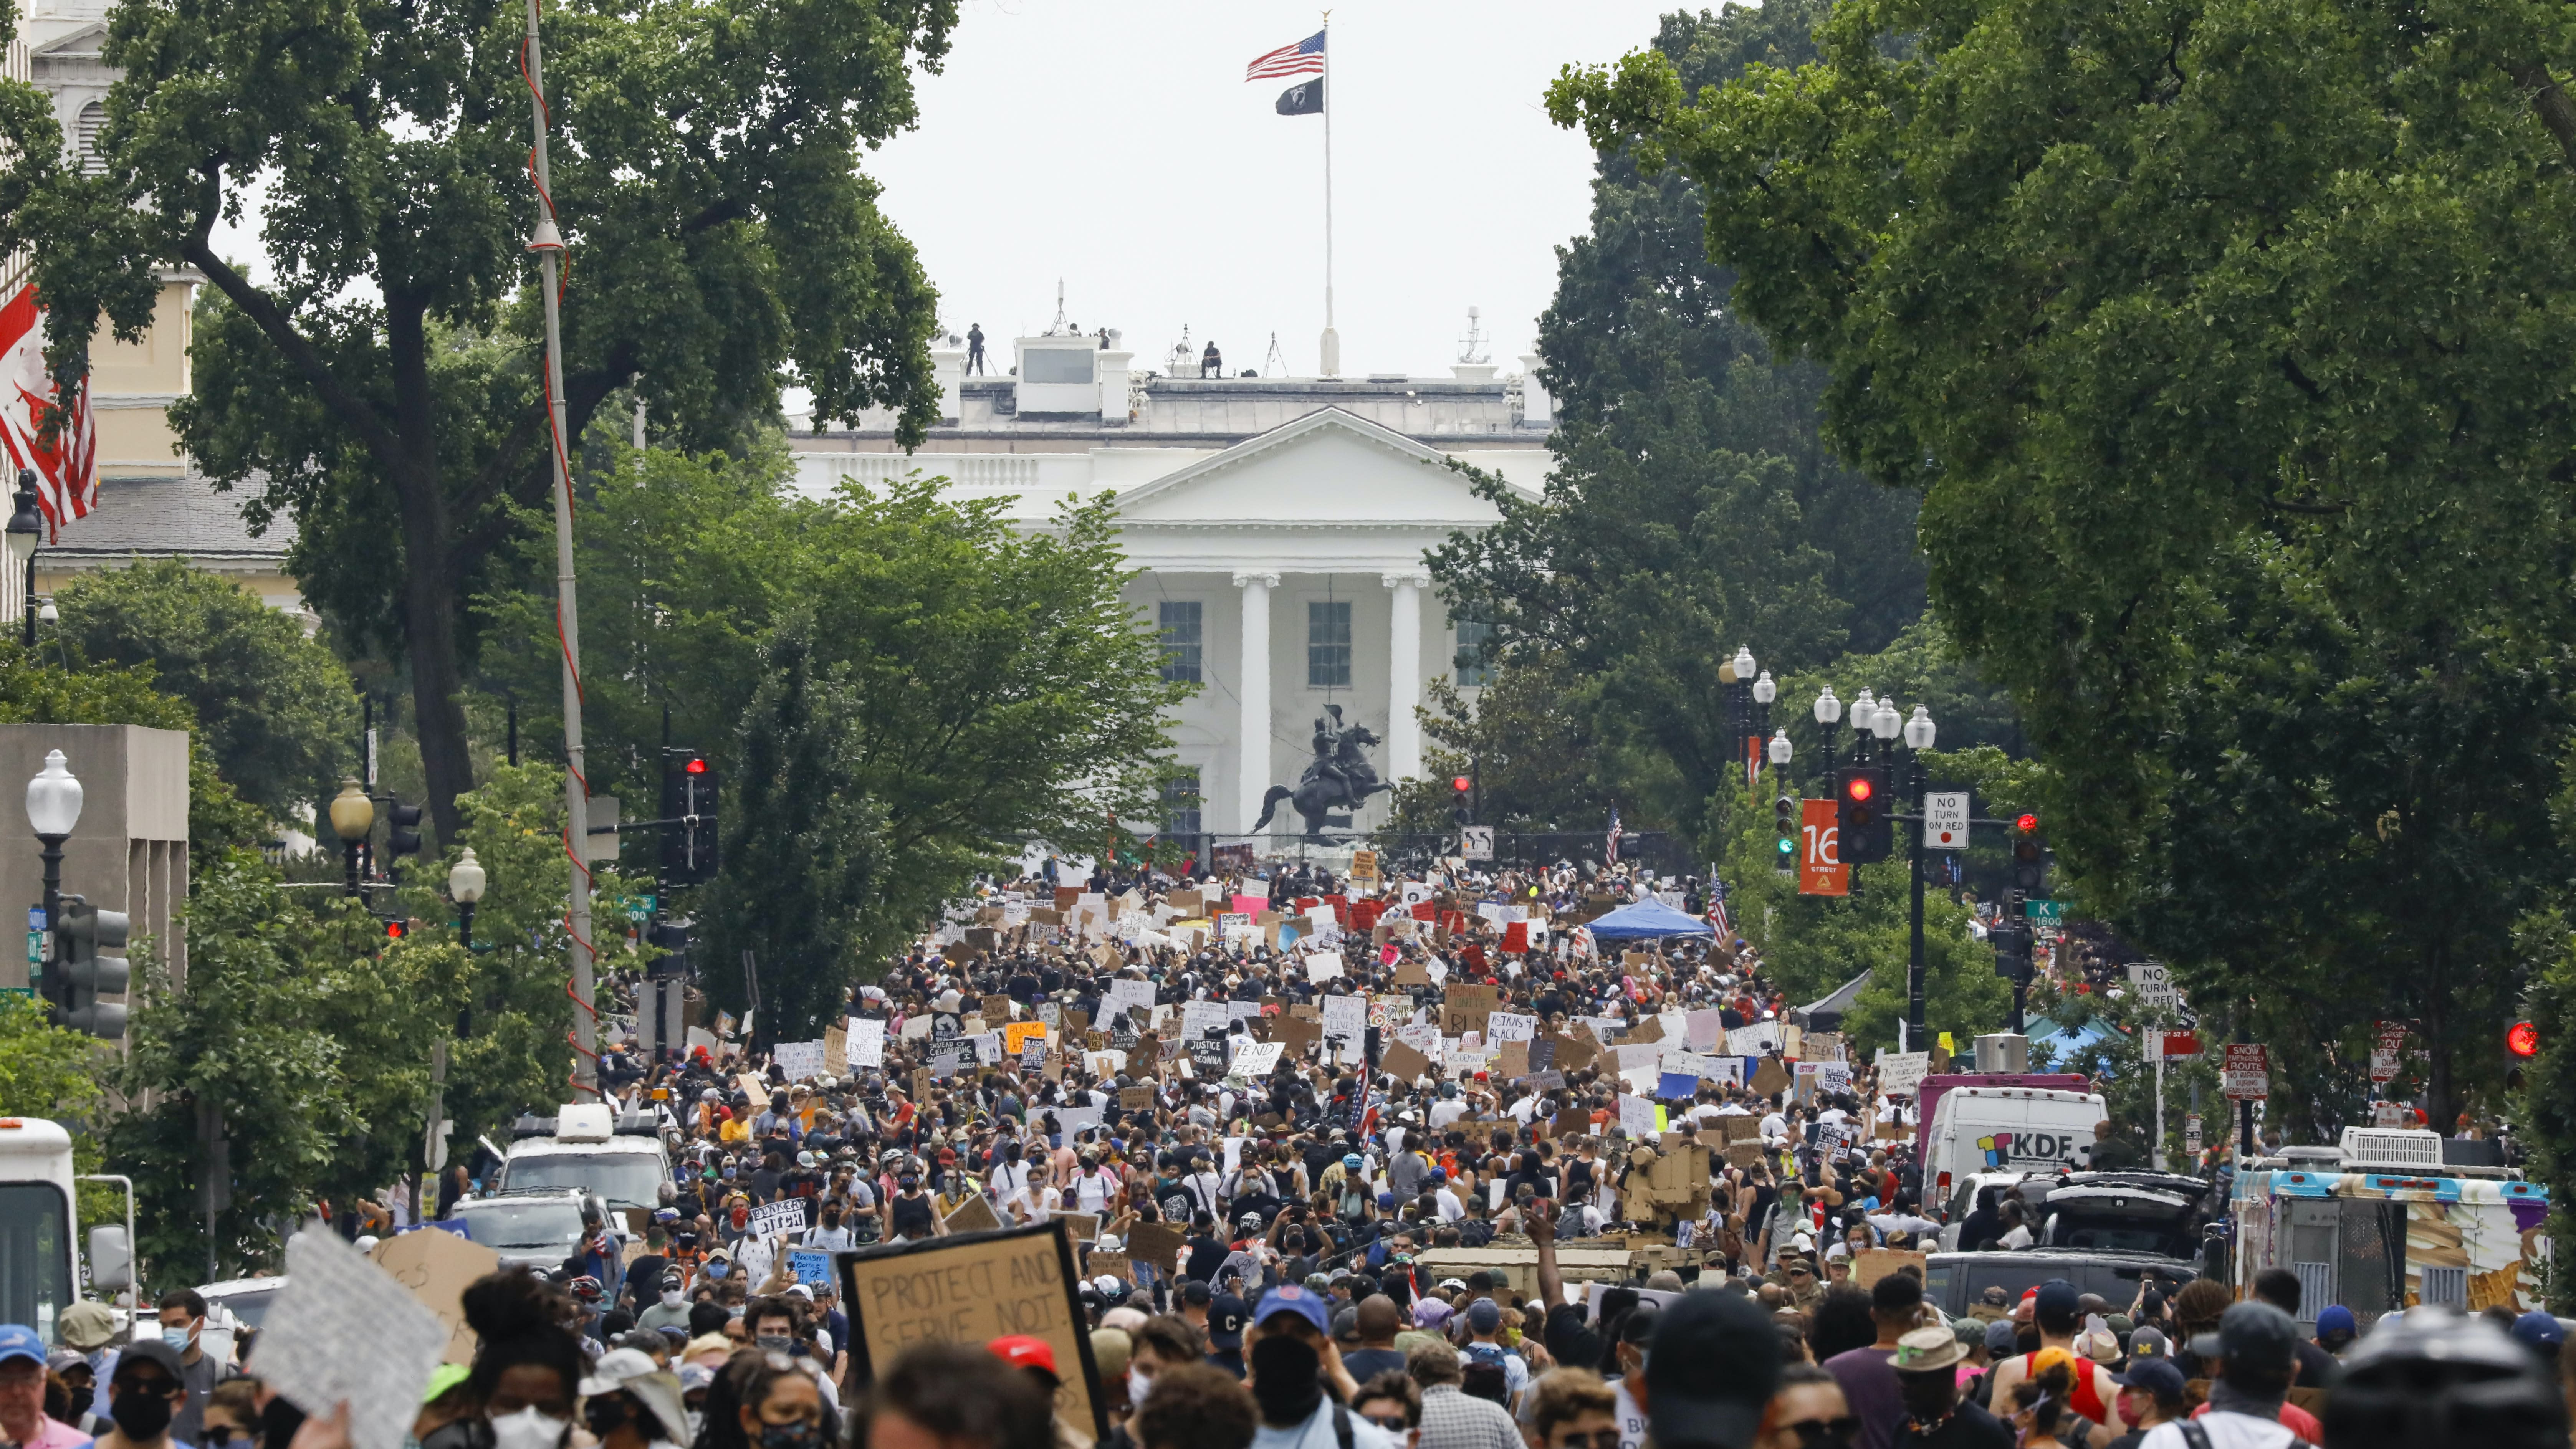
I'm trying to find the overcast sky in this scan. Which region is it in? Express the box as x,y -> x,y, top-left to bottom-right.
869,0 -> 1680,380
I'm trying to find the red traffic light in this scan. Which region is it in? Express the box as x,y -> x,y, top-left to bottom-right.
2509,1021 -> 2541,1058
1845,776 -> 1873,803
2015,812 -> 2038,832
685,757 -> 708,774
1453,776 -> 1472,793
384,919 -> 407,940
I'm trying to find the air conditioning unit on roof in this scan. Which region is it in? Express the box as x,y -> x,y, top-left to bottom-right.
2339,1126 -> 2443,1169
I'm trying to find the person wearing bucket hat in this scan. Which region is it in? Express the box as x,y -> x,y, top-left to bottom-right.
578,1348 -> 689,1449
1887,1325 -> 2009,1449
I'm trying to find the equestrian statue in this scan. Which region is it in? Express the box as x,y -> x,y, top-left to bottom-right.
1254,705 -> 1392,838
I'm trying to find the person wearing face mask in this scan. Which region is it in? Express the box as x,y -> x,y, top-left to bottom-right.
731,1350 -> 832,1449
88,1338 -> 191,1449
153,1289 -> 233,1447
0,1325 -> 93,1449
888,1171 -> 940,1242
463,1269 -> 587,1449
1241,1286 -> 1393,1449
639,1273 -> 694,1334
577,1348 -> 690,1449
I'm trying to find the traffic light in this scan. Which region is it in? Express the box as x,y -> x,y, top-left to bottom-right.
2510,1021 -> 2541,1059
55,897 -> 129,1041
2010,813 -> 2048,895
660,749 -> 720,886
386,796 -> 425,869
382,918 -> 409,941
645,917 -> 694,979
1452,776 -> 1474,827
1836,767 -> 1891,863
1774,794 -> 1798,874
1991,921 -> 2033,984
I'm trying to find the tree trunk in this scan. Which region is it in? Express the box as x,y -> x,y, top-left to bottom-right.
386,299 -> 475,846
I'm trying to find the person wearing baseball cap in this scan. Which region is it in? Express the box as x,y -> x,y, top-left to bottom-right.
2105,1358 -> 2185,1448
1645,1290 -> 1778,1449
0,1325 -> 93,1449
1206,1294 -> 1252,1380
1241,1285 -> 1395,1449
2150,1302 -> 2320,1448
93,1338 -> 190,1449
1886,1324 -> 2009,1449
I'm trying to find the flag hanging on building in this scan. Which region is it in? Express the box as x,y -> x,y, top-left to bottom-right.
1275,76 -> 1324,115
1246,29 -> 1325,81
0,284 -> 97,541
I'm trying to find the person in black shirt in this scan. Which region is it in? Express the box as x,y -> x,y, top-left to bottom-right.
1891,1326 -> 2013,1448
1184,1214 -> 1230,1282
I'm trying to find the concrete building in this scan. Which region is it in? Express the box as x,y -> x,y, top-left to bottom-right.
789,325 -> 1559,840
0,724 -> 190,1008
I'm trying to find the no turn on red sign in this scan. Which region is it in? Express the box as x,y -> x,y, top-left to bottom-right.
1923,791 -> 1968,848
2223,1044 -> 2270,1101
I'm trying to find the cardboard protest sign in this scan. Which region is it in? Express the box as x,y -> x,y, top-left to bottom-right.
837,1222 -> 1105,1438
1441,984 -> 1501,1037
1127,1221 -> 1186,1270
1272,1015 -> 1324,1057
1723,1141 -> 1768,1168
737,1074 -> 771,1110
1717,1114 -> 1762,1143
940,1193 -> 1005,1235
264,1230 -> 449,1449
824,1024 -> 849,1076
1553,1108 -> 1592,1138
1049,1210 -> 1101,1243
1626,1015 -> 1664,1045
1853,1249 -> 1928,1289
371,1225 -> 502,1365
1229,1041 -> 1284,1079
1493,1040 -> 1530,1081
1749,1057 -> 1792,1096
1392,959 -> 1432,986
1380,1039 -> 1432,1084
1877,1052 -> 1931,1096
1119,1086 -> 1156,1110
1487,1011 -> 1538,1044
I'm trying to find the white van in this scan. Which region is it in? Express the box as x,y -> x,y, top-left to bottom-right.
1923,1086 -> 2106,1216
495,1103 -> 670,1212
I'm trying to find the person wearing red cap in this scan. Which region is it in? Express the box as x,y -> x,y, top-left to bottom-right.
989,1336 -> 1088,1449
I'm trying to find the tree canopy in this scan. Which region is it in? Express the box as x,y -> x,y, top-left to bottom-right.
1549,0 -> 2576,1134
0,0 -> 957,840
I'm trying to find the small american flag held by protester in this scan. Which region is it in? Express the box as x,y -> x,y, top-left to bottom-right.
1246,30 -> 1325,81
0,284 -> 98,541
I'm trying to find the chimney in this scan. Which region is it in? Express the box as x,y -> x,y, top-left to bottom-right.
1519,354 -> 1554,426
930,341 -> 965,425
1098,347 -> 1134,423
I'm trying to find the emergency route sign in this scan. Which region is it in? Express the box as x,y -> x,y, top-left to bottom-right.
1799,798 -> 1848,896
2223,1044 -> 2270,1101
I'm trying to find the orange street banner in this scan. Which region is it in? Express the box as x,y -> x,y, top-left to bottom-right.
1799,798 -> 1848,896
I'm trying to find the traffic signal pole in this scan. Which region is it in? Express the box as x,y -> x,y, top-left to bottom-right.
1908,757 -> 1926,1048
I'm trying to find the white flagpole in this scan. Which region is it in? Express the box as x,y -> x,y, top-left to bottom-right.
1319,11 -> 1338,378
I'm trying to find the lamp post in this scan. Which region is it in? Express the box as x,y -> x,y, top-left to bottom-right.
25,749 -> 79,1010
1812,686 -> 1841,779
449,847 -> 486,947
1729,646 -> 1757,783
328,778 -> 374,898
1751,669 -> 1776,781
7,470 -> 41,650
1900,703 -> 1937,1046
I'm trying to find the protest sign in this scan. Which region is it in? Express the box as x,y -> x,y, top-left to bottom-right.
1105,979 -> 1156,1018
774,1040 -> 827,1081
1304,953 -> 1344,982
1380,1039 -> 1432,1084
1229,1040 -> 1284,1079
1656,1071 -> 1698,1101
941,1193 -> 1005,1235
824,1024 -> 849,1076
1749,1056 -> 1792,1096
750,1198 -> 809,1240
1727,1022 -> 1783,1056
1617,1093 -> 1658,1137
371,1223 -> 501,1365
1487,1011 -> 1538,1044
261,1229 -> 448,1449
788,1249 -> 835,1289
1322,994 -> 1368,1055
838,1223 -> 1105,1438
1877,1052 -> 1930,1096
1443,984 -> 1502,1037
1127,1222 -> 1186,1272
1854,1249 -> 1929,1289
1005,1021 -> 1050,1054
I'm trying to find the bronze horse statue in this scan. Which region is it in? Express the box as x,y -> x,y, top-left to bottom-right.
1253,720 -> 1391,838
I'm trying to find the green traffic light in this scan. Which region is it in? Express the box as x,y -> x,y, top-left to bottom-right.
1775,837 -> 1794,854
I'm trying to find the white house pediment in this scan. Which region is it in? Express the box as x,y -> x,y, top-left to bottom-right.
1110,406 -> 1528,528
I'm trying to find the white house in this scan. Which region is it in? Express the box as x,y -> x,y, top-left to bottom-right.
788,328 -> 1559,842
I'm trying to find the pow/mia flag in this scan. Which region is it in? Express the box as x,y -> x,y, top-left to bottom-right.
1276,78 -> 1323,116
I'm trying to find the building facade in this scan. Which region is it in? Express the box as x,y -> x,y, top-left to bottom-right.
790,331 -> 1558,839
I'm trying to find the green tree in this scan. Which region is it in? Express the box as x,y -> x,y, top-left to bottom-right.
0,0 -> 958,841
53,559 -> 359,820
703,612 -> 887,1041
0,640 -> 269,863
1380,656 -> 1643,839
1550,0 -> 2576,1137
1431,2 -> 1929,845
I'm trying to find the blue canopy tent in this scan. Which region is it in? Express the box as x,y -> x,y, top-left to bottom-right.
1584,898 -> 1717,941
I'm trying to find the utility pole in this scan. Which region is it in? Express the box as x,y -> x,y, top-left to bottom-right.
523,0 -> 597,1098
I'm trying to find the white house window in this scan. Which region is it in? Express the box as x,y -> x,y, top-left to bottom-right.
1158,600 -> 1201,683
1162,771 -> 1201,835
75,102 -> 104,174
1307,600 -> 1351,688
1454,613 -> 1497,686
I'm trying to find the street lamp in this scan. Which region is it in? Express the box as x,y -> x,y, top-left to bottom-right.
1849,688 -> 1876,764
448,847 -> 486,948
25,748 -> 79,1009
1766,729 -> 1793,768
329,778 -> 374,898
1893,701 -> 1940,1047
1871,693 -> 1901,760
1731,645 -> 1755,679
1904,705 -> 1936,751
7,471 -> 41,650
1813,686 -> 1841,775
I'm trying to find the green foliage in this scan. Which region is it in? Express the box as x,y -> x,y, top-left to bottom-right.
1549,0 -> 2576,1136
1380,657 -> 1648,837
0,0 -> 958,837
0,990 -> 104,1122
702,613 -> 888,1042
0,639 -> 269,863
485,455 -> 1183,1032
1431,1 -> 1930,844
53,559 -> 359,820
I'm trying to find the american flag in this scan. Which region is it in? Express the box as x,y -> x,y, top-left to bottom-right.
1605,805 -> 1623,866
0,283 -> 97,542
1246,29 -> 1325,81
